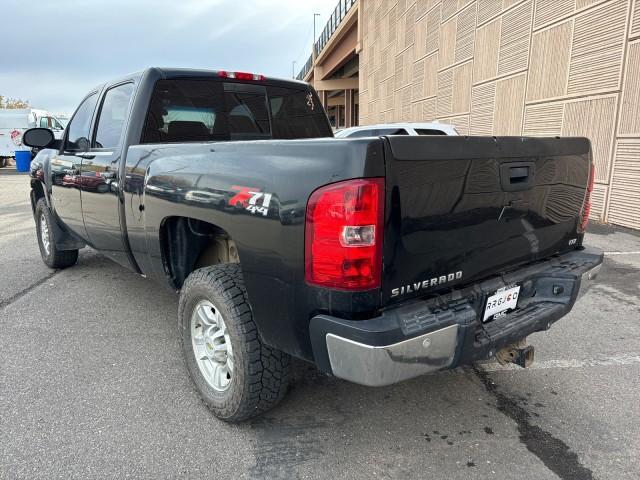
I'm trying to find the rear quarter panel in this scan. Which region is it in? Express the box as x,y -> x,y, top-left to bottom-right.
123,138 -> 384,359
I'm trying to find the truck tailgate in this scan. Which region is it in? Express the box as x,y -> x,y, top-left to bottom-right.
381,136 -> 592,305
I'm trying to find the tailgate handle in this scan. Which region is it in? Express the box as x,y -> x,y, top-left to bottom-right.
501,162 -> 535,191
509,166 -> 529,183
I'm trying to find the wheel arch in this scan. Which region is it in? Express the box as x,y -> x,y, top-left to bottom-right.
159,216 -> 240,290
30,179 -> 47,214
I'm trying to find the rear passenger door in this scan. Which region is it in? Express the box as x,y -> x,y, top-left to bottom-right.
79,82 -> 134,267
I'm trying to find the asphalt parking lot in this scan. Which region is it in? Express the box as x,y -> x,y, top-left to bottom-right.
1,169 -> 639,480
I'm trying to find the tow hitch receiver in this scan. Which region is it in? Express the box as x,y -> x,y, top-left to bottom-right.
495,340 -> 535,368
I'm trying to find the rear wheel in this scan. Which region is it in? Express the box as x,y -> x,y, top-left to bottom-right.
178,264 -> 290,422
35,198 -> 78,269
0,157 -> 7,168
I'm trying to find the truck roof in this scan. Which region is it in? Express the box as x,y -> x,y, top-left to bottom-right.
90,67 -> 311,94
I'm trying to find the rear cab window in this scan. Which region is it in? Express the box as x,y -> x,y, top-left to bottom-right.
141,78 -> 332,144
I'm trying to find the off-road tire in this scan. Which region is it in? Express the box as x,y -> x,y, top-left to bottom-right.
179,264 -> 291,422
35,198 -> 78,269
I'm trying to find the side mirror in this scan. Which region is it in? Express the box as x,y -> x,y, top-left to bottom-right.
22,128 -> 58,149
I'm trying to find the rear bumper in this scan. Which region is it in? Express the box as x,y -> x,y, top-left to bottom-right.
310,246 -> 603,387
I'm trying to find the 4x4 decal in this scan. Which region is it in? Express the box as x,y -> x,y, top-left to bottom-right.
229,186 -> 272,217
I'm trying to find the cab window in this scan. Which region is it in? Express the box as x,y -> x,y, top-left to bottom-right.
93,83 -> 134,149
65,93 -> 99,152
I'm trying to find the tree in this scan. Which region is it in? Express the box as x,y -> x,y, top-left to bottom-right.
0,95 -> 30,109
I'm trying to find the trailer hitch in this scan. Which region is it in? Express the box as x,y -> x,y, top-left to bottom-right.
495,340 -> 535,368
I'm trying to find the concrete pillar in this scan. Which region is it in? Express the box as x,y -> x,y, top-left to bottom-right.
319,90 -> 328,109
345,89 -> 355,128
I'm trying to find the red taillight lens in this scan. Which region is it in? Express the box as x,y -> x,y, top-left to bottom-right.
305,178 -> 385,290
217,71 -> 265,81
579,163 -> 595,233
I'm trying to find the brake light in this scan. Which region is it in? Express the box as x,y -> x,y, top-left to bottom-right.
578,163 -> 595,233
217,71 -> 265,81
305,178 -> 385,290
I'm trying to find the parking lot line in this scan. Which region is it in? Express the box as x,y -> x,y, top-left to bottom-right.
478,354 -> 640,372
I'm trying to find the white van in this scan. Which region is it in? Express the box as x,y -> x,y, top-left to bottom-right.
0,108 -> 65,167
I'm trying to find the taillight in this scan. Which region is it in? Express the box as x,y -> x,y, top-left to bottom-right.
217,71 -> 265,81
578,163 -> 595,233
305,178 -> 385,290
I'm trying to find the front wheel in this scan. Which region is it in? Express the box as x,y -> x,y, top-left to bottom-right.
35,198 -> 78,269
178,264 -> 290,422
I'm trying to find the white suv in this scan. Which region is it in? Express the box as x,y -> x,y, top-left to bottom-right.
335,122 -> 458,138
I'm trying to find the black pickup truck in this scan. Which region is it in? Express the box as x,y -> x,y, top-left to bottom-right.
23,67 -> 602,422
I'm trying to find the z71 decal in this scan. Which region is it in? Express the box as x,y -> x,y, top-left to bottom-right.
229,186 -> 273,217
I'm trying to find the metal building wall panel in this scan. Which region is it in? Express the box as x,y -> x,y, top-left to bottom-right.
522,102 -> 564,136
619,40 -> 640,135
437,68 -> 454,116
590,184 -> 608,221
631,0 -> 640,38
567,0 -> 627,95
477,0 -> 502,25
442,0 -> 458,21
562,95 -> 618,183
497,1 -> 533,75
439,16 -> 457,68
404,4 -> 417,48
455,3 -> 477,63
452,61 -> 474,113
426,5 -> 441,53
608,140 -> 640,229
526,20 -> 573,102
494,73 -> 527,134
471,82 -> 497,135
414,13 -> 429,59
534,0 -> 575,30
473,17 -> 501,82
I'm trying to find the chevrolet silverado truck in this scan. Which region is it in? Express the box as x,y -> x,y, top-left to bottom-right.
23,67 -> 603,422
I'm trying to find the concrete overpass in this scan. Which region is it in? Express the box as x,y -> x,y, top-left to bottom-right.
297,0 -> 360,129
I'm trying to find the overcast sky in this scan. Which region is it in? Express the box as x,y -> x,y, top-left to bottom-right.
1,0 -> 337,114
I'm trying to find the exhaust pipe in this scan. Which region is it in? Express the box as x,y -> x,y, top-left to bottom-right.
495,339 -> 534,368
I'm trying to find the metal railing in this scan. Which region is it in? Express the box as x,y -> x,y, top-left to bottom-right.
296,0 -> 357,81
297,55 -> 313,81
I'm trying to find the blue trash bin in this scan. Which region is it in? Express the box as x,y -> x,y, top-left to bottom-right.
14,150 -> 31,173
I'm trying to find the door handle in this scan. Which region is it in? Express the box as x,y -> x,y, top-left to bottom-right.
500,162 -> 535,192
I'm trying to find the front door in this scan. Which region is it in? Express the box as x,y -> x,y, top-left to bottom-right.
50,92 -> 99,239
80,82 -> 134,267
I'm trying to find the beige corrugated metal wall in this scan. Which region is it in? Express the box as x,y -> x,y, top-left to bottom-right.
359,0 -> 640,229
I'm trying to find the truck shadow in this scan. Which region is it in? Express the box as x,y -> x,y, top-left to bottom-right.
246,358 -> 502,479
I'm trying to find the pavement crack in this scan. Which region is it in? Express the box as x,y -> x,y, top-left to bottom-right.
0,271 -> 58,309
473,365 -> 596,480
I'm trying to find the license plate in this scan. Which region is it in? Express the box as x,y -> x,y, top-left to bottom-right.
483,285 -> 520,322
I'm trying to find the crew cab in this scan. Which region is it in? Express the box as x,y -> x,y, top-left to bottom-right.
24,67 -> 602,422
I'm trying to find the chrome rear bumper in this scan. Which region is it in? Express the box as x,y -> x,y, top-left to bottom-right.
577,263 -> 601,300
326,324 -> 458,387
311,249 -> 603,388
